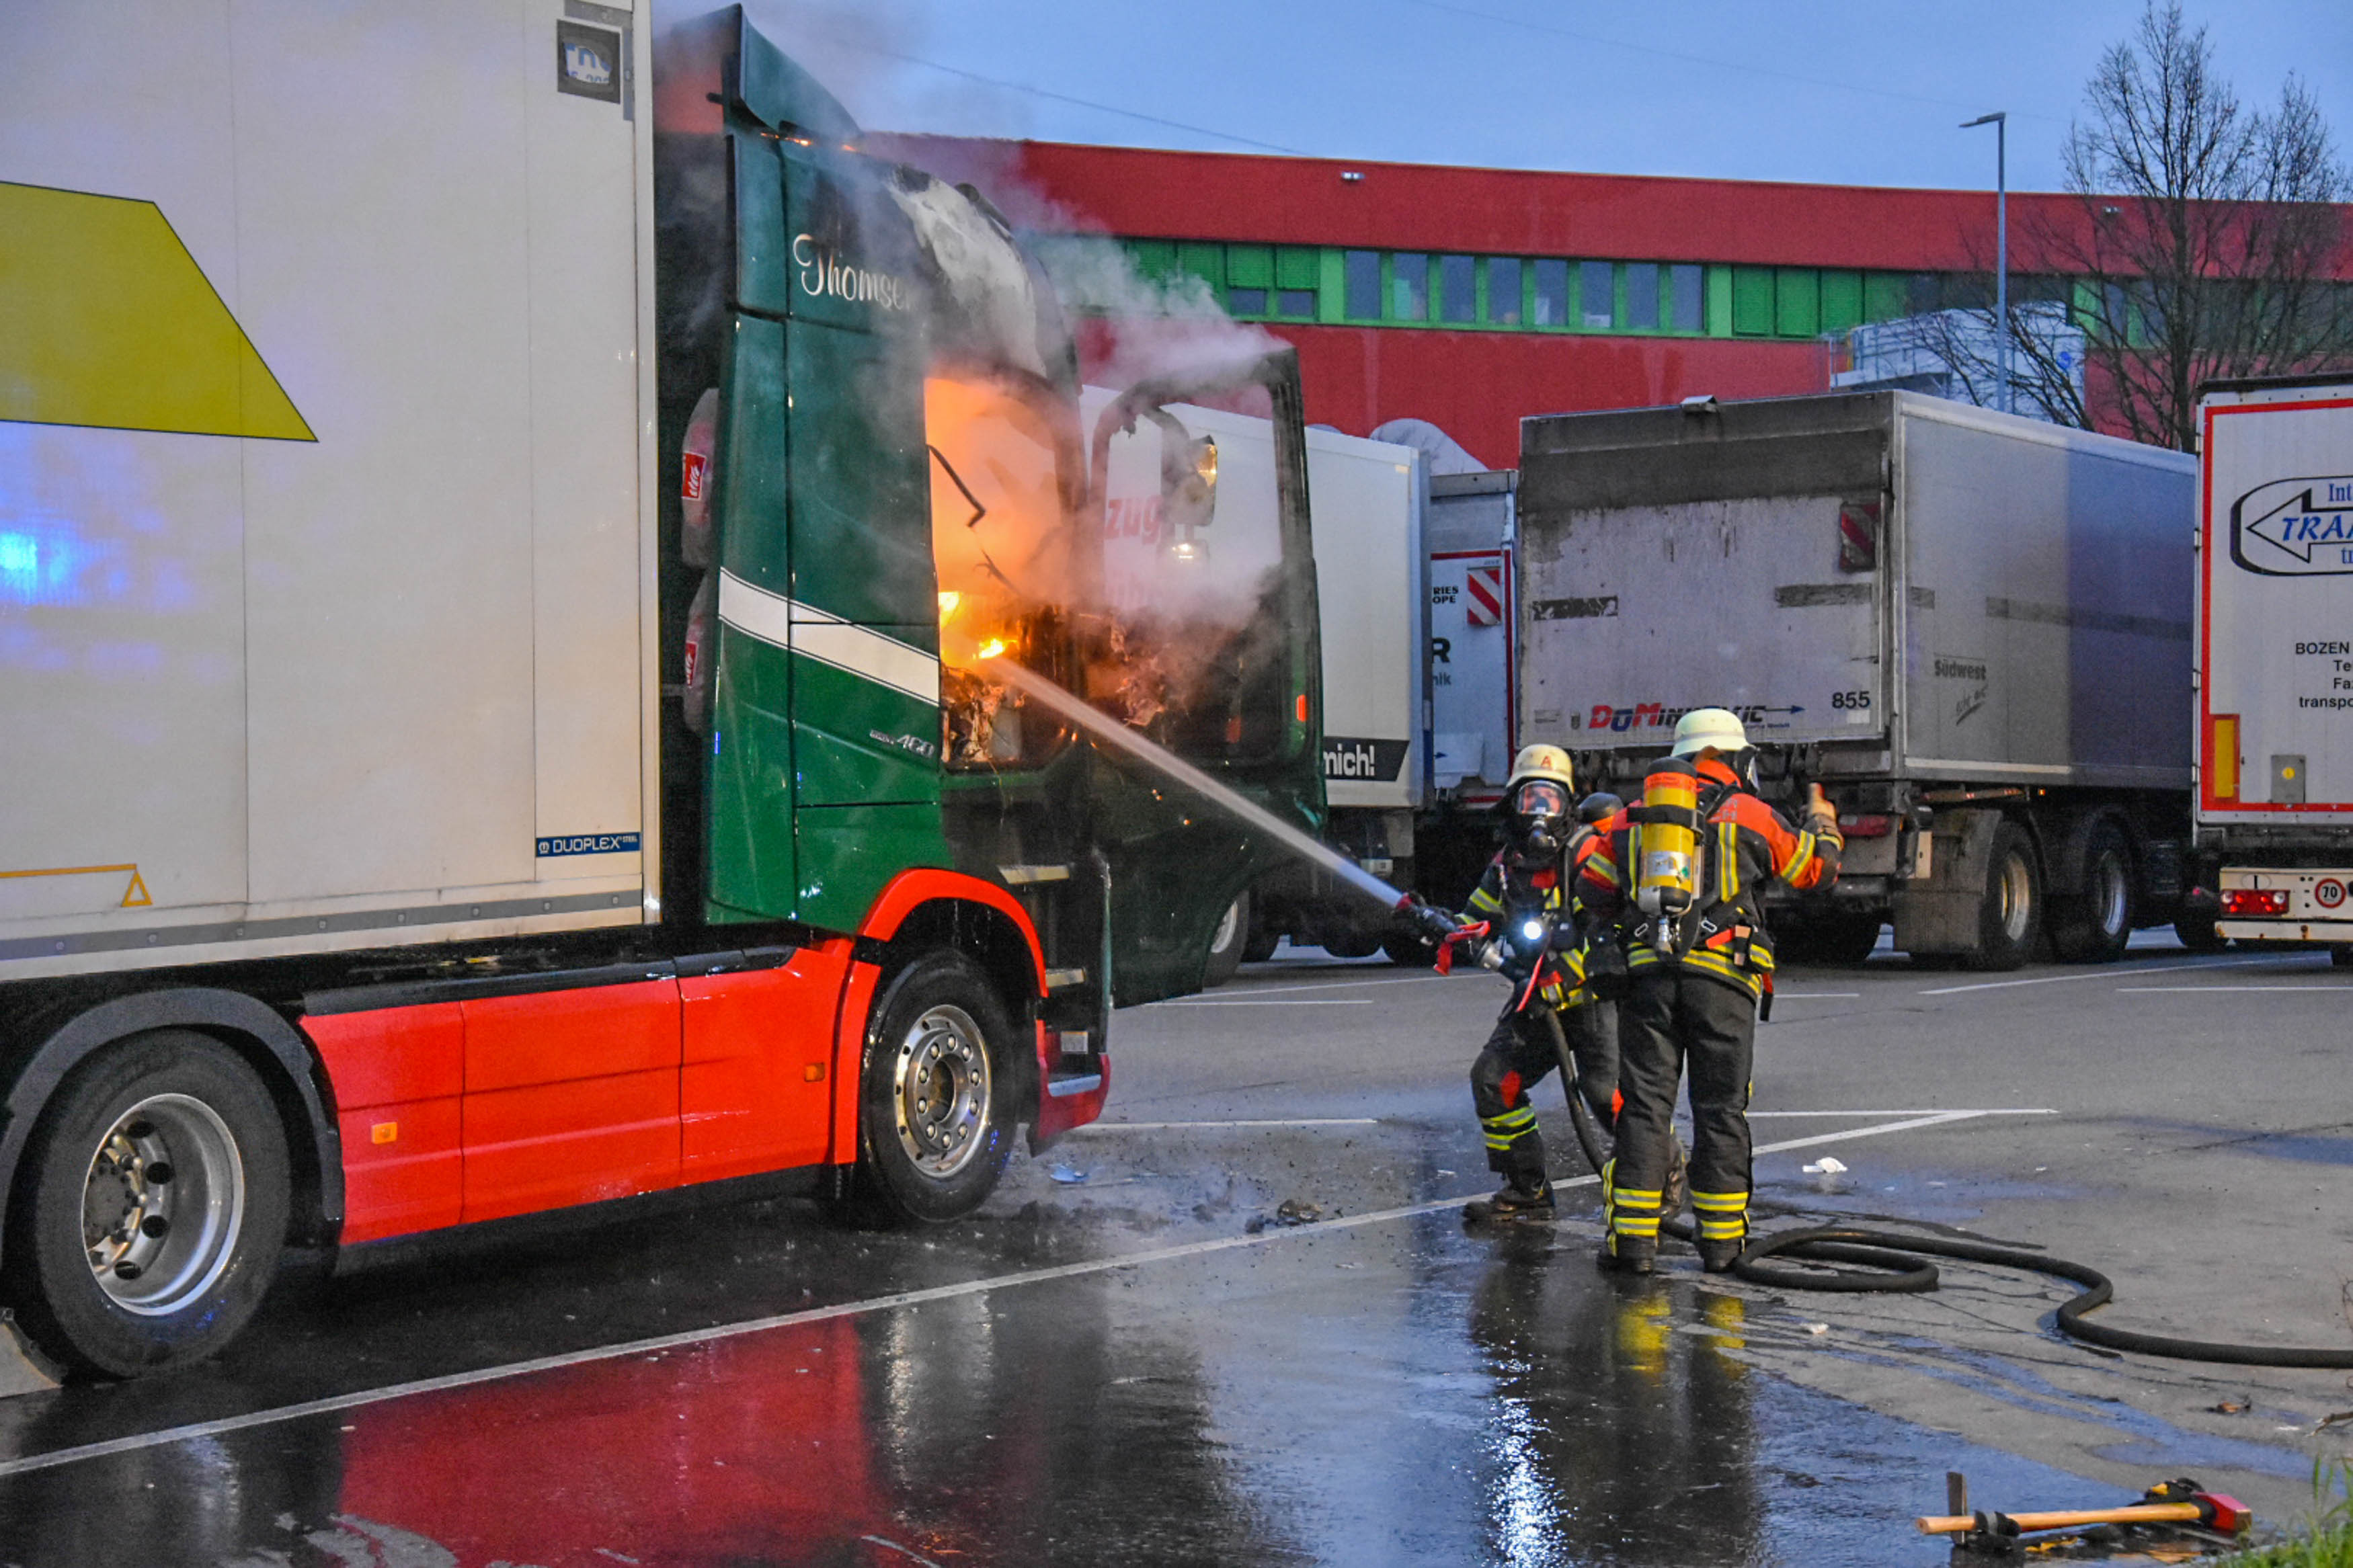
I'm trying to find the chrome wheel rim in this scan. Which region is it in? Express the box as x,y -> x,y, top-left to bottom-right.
891,1005 -> 991,1180
1998,852 -> 2034,944
1210,897 -> 1242,955
2094,853 -> 2128,937
82,1094 -> 245,1316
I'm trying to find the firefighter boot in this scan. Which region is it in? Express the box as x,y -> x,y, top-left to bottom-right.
1692,1190 -> 1749,1274
1599,1159 -> 1659,1272
1464,1178 -> 1555,1225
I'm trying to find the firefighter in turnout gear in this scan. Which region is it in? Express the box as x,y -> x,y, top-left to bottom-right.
1459,745 -> 1609,1223
1578,709 -> 1842,1272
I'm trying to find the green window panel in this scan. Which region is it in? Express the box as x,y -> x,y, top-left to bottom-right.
1669,263 -> 1703,333
1393,252 -> 1430,320
1227,244 -> 1273,288
1343,249 -> 1382,319
1319,249 -> 1351,323
1625,262 -> 1661,331
1819,270 -> 1864,334
1488,257 -> 1523,325
1176,242 -> 1224,305
1706,266 -> 1733,335
1774,267 -> 1819,337
1532,257 -> 1569,327
1276,247 -> 1319,289
1128,238 -> 1177,284
1580,261 -> 1614,329
1863,272 -> 1909,323
1731,266 -> 1774,335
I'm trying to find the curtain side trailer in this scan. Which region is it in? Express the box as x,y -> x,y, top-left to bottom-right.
1517,390 -> 2198,968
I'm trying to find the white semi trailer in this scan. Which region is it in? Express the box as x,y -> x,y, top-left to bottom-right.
2192,375 -> 2353,959
1517,391 -> 2200,969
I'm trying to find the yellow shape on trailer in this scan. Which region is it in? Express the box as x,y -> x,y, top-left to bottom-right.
0,181 -> 313,441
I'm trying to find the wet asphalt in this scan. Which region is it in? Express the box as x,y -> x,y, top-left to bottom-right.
3,935 -> 2350,1567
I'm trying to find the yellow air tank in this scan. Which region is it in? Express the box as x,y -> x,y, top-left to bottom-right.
1635,756 -> 1704,951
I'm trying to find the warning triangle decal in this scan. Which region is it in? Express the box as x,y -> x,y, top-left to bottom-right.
120,870 -> 151,907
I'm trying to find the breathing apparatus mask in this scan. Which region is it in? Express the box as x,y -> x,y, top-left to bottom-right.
1504,778 -> 1572,865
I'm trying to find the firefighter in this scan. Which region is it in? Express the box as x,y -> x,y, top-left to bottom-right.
1459,745 -> 1601,1223
1578,708 -> 1842,1272
1558,790 -> 1626,1130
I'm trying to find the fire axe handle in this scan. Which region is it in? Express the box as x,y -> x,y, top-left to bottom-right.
1915,1503 -> 2205,1536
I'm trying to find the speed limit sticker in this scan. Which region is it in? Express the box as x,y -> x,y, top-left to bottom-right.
2316,879 -> 2346,909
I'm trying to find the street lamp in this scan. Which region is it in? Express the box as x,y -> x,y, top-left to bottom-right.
1962,111 -> 2009,413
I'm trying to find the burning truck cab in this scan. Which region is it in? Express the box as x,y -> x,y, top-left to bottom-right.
655,13 -> 1324,1008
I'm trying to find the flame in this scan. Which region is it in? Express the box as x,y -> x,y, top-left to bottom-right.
975,638 -> 1008,661
938,589 -> 962,622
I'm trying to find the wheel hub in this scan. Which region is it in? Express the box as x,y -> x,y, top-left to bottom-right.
81,1094 -> 244,1315
891,1005 -> 990,1179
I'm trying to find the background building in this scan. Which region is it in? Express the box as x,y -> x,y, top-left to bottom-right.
889,136 -> 2352,465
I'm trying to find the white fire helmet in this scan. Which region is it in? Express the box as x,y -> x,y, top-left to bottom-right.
1669,708 -> 1749,757
1504,744 -> 1576,794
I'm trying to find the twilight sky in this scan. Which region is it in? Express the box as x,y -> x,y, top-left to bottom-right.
727,0 -> 2353,194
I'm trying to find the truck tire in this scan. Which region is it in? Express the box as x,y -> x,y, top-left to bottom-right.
1201,893 -> 1250,989
2173,911 -> 2227,952
1964,820 -> 2044,971
853,952 -> 1014,1225
1811,911 -> 1886,966
1380,930 -> 1435,968
2049,819 -> 2132,964
4,1030 -> 290,1378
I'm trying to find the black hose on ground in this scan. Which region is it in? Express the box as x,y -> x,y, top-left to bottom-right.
1538,1013 -> 2353,1369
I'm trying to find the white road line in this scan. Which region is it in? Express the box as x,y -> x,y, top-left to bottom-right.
1919,954 -> 2316,995
1073,1118 -> 1383,1131
1168,972 -> 1467,1001
2118,985 -> 2353,993
1749,1108 -> 2056,1118
0,1108 -> 2048,1480
1157,998 -> 1374,1007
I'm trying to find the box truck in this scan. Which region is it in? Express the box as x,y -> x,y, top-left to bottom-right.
1517,392 -> 2198,968
0,3 -> 1322,1375
2192,375 -> 2353,958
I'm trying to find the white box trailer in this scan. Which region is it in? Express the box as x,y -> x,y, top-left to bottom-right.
1,0 -> 659,981
1517,391 -> 2198,968
2192,375 -> 2353,954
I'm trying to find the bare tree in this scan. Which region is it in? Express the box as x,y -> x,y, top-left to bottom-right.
1903,3 -> 2348,449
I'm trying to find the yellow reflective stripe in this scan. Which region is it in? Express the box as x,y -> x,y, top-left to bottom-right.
1468,887 -> 1503,913
1782,830 -> 1816,882
1610,1187 -> 1663,1206
1698,1218 -> 1747,1239
1487,1106 -> 1536,1126
1691,1191 -> 1749,1212
1482,1135 -> 1513,1149
1585,852 -> 1619,881
1717,822 -> 1739,904
1681,948 -> 1763,996
1611,1216 -> 1661,1236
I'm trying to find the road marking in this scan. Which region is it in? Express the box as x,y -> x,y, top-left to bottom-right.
1919,954 -> 2315,995
1173,972 -> 1468,1000
2118,985 -> 2353,993
1157,998 -> 1374,1007
0,1108 -> 2048,1480
1074,1118 -> 1383,1131
1749,1108 -> 2055,1118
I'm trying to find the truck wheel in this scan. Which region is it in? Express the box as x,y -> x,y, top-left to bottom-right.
2050,819 -> 2132,964
1201,893 -> 1250,989
1964,821 -> 2043,971
4,1030 -> 290,1378
2173,911 -> 2227,952
1380,930 -> 1435,967
1812,911 -> 1886,966
853,952 -> 1013,1225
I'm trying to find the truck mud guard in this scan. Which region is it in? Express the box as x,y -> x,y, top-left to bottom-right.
0,988 -> 342,1272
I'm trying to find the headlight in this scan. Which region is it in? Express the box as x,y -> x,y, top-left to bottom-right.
1521,919 -> 1546,944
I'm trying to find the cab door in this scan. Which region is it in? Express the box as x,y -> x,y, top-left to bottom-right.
1082,352 -> 1325,1002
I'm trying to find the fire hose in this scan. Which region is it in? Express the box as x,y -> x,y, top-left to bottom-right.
1406,897 -> 2353,1369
